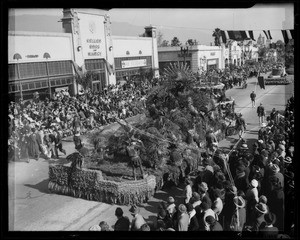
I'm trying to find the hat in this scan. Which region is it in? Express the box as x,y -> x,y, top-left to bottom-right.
158,209 -> 167,219
278,144 -> 285,151
281,140 -> 286,145
261,123 -> 267,127
264,212 -> 277,225
233,196 -> 246,208
240,144 -> 248,150
270,164 -> 280,173
250,179 -> 258,188
258,139 -> 264,144
200,202 -> 210,211
89,225 -> 101,231
284,157 -> 292,164
192,192 -> 201,201
199,182 -> 208,192
167,196 -> 175,204
75,132 -> 80,137
259,195 -> 268,204
285,171 -> 294,180
186,203 -> 194,212
261,149 -> 269,158
205,215 -> 216,225
178,204 -> 187,213
129,205 -> 140,215
255,203 -> 268,214
213,165 -> 221,172
205,165 -> 214,173
229,185 -> 237,194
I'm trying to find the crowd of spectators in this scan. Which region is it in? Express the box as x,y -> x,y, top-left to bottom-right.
8,79 -> 155,162
90,96 -> 294,238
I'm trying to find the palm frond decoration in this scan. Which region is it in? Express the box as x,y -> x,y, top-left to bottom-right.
164,62 -> 196,82
67,152 -> 85,171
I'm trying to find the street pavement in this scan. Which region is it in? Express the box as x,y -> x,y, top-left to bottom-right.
8,73 -> 294,231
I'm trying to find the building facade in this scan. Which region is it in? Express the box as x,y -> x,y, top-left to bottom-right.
8,8 -> 159,99
158,45 -> 224,74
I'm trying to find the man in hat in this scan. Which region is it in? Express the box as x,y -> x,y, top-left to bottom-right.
186,203 -> 199,231
211,188 -> 223,221
53,129 -> 67,158
259,212 -> 279,238
184,177 -> 193,204
126,137 -> 146,180
129,205 -> 146,231
205,215 -> 223,231
236,113 -> 246,138
229,196 -> 246,232
257,103 -> 265,126
114,207 -> 130,231
250,203 -> 268,232
166,196 -> 177,220
73,131 -> 83,151
199,182 -> 212,208
206,128 -> 218,153
199,202 -> 215,231
250,91 -> 256,108
177,204 -> 189,231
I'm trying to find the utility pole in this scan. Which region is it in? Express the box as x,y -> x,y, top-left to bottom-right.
180,46 -> 189,65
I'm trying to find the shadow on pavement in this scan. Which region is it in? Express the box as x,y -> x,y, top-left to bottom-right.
24,179 -> 49,194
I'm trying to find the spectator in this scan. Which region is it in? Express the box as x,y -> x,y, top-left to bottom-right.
114,207 -> 130,231
205,215 -> 223,231
99,221 -> 110,231
140,223 -> 151,231
177,204 -> 189,231
184,178 -> 193,204
129,205 -> 146,231
186,203 -> 199,231
89,225 -> 101,231
259,212 -> 279,238
257,103 -> 266,126
199,202 -> 215,231
230,196 -> 246,232
250,91 -> 256,108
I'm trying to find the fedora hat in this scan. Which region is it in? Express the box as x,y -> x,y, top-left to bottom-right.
284,157 -> 292,164
250,179 -> 258,188
270,164 -> 280,173
192,192 -> 200,201
255,203 -> 268,214
178,204 -> 187,213
259,195 -> 268,204
233,196 -> 246,208
240,143 -> 248,150
205,215 -> 216,225
167,196 -> 175,204
199,182 -> 208,192
129,205 -> 140,215
261,123 -> 267,127
264,212 -> 277,225
229,185 -> 237,194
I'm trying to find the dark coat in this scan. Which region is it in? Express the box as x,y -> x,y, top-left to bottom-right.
114,216 -> 130,231
188,214 -> 199,231
211,221 -> 223,231
201,193 -> 212,209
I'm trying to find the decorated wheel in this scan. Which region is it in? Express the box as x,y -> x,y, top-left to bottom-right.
226,127 -> 236,136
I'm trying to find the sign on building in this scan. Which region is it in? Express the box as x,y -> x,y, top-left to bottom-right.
121,59 -> 147,69
77,13 -> 106,59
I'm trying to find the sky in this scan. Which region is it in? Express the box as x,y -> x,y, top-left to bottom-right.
9,4 -> 294,45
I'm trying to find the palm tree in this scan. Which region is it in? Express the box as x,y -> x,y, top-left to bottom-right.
212,28 -> 222,46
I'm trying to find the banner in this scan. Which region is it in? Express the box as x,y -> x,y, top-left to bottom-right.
258,76 -> 265,89
263,30 -> 272,40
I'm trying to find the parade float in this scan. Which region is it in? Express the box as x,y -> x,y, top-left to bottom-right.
265,63 -> 291,85
48,63 -> 229,205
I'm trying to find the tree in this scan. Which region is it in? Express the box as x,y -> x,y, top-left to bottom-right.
75,71 -> 97,94
171,37 -> 182,46
258,46 -> 268,59
186,39 -> 198,46
161,40 -> 170,47
157,30 -> 164,47
212,28 -> 222,46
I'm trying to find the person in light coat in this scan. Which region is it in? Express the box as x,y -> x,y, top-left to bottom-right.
129,205 -> 146,231
177,204 -> 189,231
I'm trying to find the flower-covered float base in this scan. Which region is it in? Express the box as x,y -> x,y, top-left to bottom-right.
48,164 -> 156,205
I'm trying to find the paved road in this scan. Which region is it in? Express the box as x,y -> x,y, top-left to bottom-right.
8,74 -> 293,231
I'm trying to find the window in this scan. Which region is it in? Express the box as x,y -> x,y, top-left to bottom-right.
85,59 -> 105,71
8,64 -> 18,81
48,61 -> 73,76
19,62 -> 47,79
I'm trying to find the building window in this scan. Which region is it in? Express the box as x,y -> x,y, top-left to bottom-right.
85,59 -> 105,71
48,61 -> 73,76
19,62 -> 47,79
8,64 -> 18,81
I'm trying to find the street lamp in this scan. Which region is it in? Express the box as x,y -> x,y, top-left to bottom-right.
180,46 -> 189,65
